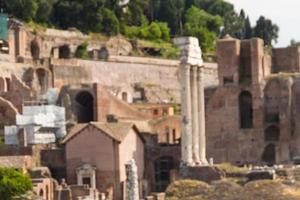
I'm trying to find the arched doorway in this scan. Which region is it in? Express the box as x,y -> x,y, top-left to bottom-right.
265,125 -> 280,142
75,91 -> 94,123
262,144 -> 276,165
239,91 -> 253,129
59,45 -> 71,59
31,40 -> 40,60
154,156 -> 174,192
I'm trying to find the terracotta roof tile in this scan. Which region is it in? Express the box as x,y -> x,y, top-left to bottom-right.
62,122 -> 136,144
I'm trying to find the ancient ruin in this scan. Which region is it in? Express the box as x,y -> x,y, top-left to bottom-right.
174,37 -> 208,166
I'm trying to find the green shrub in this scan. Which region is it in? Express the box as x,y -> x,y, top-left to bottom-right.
101,8 -> 119,36
75,42 -> 89,59
148,22 -> 162,40
0,168 -> 32,200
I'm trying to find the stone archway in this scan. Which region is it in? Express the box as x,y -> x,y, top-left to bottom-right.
75,91 -> 94,123
262,144 -> 276,165
59,45 -> 71,59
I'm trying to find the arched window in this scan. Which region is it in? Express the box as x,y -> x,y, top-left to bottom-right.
59,45 -> 71,59
154,156 -> 174,192
31,40 -> 40,60
75,91 -> 94,123
262,144 -> 276,165
239,91 -> 253,129
265,125 -> 280,142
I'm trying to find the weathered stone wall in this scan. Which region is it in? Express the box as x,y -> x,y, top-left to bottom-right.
53,56 -> 218,104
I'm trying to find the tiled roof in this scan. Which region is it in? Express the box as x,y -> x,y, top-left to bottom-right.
61,122 -> 136,144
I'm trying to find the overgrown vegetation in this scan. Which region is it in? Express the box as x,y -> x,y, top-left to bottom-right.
0,168 -> 32,200
165,179 -> 300,200
2,0 -> 279,53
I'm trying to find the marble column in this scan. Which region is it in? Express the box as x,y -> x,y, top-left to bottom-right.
197,67 -> 208,165
180,64 -> 193,165
191,66 -> 200,164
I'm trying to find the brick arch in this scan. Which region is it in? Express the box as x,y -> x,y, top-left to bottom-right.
59,45 -> 71,59
262,143 -> 276,165
75,91 -> 94,123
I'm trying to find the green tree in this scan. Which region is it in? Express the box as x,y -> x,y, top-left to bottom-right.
52,0 -> 106,32
185,6 -> 223,34
4,0 -> 38,22
0,168 -> 32,200
101,8 -> 120,35
35,0 -> 53,23
184,25 -> 216,53
244,16 -> 252,39
253,16 -> 279,46
184,6 -> 222,52
123,0 -> 148,26
156,0 -> 184,35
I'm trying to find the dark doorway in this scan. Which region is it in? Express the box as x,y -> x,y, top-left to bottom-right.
262,144 -> 276,165
59,45 -> 71,59
75,91 -> 94,123
154,156 -> 174,192
265,125 -> 280,142
31,40 -> 40,60
122,92 -> 128,102
36,68 -> 48,93
239,91 -> 253,129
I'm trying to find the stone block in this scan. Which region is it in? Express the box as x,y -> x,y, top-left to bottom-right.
180,165 -> 224,183
173,37 -> 199,47
247,169 -> 276,182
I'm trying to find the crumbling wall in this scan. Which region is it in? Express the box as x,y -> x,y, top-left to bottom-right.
273,47 -> 300,73
53,57 -> 218,104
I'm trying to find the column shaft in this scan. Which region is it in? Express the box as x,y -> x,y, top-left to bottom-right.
197,67 -> 208,165
180,64 -> 193,165
191,66 -> 200,164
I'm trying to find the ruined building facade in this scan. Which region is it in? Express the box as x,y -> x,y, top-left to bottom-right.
206,36 -> 300,165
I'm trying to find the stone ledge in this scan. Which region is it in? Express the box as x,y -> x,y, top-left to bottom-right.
180,165 -> 224,183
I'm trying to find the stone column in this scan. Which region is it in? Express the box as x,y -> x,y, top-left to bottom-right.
180,64 -> 193,165
125,159 -> 139,200
197,67 -> 208,165
191,66 -> 200,164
